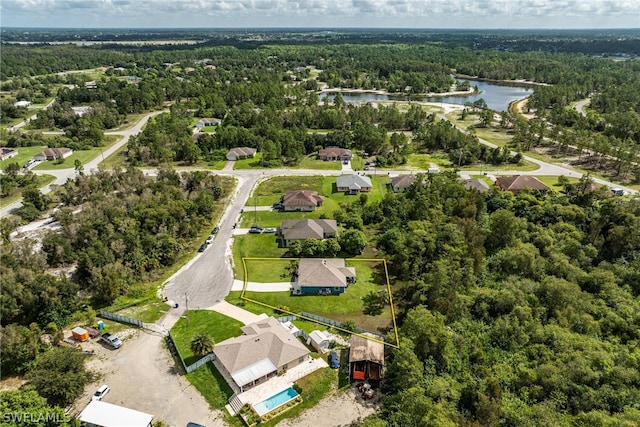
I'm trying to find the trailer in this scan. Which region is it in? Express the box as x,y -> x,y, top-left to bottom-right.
72,327 -> 89,342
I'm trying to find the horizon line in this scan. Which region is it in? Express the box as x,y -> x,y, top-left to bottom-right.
2,26 -> 639,31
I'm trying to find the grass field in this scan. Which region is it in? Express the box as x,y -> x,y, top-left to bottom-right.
238,259 -> 395,334
0,146 -> 47,170
234,153 -> 263,169
171,310 -> 244,365
292,156 -> 341,170
250,174 -> 389,207
239,209 -> 329,228
232,234 -> 288,280
535,175 -> 581,191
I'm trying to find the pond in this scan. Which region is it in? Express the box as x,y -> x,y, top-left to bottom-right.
320,79 -> 534,112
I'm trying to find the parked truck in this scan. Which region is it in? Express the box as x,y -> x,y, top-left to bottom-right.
100,333 -> 122,349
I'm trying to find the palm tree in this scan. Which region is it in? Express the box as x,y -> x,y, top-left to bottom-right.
190,333 -> 214,357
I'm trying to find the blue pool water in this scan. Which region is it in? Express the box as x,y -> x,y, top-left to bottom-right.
253,387 -> 299,416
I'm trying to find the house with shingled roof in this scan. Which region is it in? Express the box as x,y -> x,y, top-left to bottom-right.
495,175 -> 550,195
278,219 -> 338,247
292,258 -> 356,296
282,190 -> 324,212
318,146 -> 352,161
213,317 -> 310,392
390,175 -> 417,192
33,147 -> 73,161
462,178 -> 491,193
195,118 -> 222,129
226,147 -> 257,161
336,174 -> 372,195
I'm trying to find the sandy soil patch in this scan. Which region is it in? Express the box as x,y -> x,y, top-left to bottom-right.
277,387 -> 381,427
70,318 -> 221,426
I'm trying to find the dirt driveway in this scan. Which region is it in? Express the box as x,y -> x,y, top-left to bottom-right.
73,310 -> 222,427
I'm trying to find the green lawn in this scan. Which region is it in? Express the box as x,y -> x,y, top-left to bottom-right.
246,173 -> 389,210
186,363 -> 241,426
535,175 -> 581,191
458,159 -> 540,172
244,175 -> 389,226
261,368 -> 337,427
292,156 -> 341,170
0,146 -> 46,170
30,135 -> 120,171
171,310 -> 244,365
239,260 -> 395,333
404,153 -> 452,170
232,234 -> 288,280
350,154 -> 365,171
239,209 -> 330,228
234,153 -> 263,169
252,176 -> 326,205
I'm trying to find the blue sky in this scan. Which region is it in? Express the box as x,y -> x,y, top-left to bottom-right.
1,0 -> 639,29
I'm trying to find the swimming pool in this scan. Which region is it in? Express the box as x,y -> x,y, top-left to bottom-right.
252,387 -> 299,417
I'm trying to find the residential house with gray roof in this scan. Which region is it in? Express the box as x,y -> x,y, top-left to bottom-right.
278,219 -> 338,247
292,258 -> 356,296
336,174 -> 372,195
213,317 -> 310,392
390,175 -> 417,192
282,190 -> 324,212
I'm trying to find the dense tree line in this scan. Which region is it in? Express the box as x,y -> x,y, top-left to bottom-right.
345,173 -> 640,426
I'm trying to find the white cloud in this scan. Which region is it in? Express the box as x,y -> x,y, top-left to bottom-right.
1,0 -> 638,27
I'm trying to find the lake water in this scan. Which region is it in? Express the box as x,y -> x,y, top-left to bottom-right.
320,80 -> 534,112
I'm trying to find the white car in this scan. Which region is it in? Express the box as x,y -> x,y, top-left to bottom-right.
91,384 -> 111,401
206,235 -> 214,244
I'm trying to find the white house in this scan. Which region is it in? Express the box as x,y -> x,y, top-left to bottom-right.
14,100 -> 31,108
195,118 -> 222,129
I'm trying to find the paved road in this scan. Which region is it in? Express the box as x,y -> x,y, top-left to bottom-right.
6,98 -> 56,132
0,110 -> 165,217
574,98 -> 591,117
439,112 -> 638,195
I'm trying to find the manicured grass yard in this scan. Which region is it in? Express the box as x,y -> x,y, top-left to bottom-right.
232,234 -> 288,280
186,363 -> 241,426
246,174 -> 389,219
239,208 -> 330,228
234,153 -> 263,169
535,175 -> 580,191
292,156 -> 342,170
0,146 -> 47,170
251,176 -> 327,205
239,260 -> 394,333
171,310 -> 244,365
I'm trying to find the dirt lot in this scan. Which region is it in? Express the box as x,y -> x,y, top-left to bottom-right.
277,388 -> 381,427
71,310 -> 222,427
